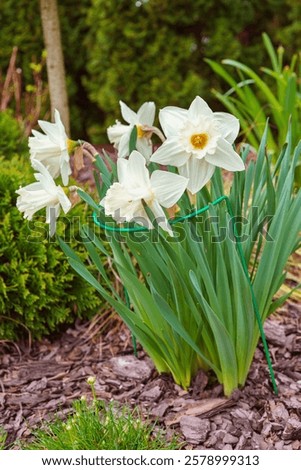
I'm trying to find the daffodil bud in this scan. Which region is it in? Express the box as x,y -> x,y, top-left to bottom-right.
87,376 -> 96,385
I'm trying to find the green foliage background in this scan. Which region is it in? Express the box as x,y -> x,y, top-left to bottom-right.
0,0 -> 94,138
1,0 -> 301,141
0,111 -> 27,157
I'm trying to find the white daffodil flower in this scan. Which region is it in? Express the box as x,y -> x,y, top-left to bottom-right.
101,151 -> 188,235
150,96 -> 245,194
29,109 -> 74,185
16,159 -> 72,236
107,101 -> 156,160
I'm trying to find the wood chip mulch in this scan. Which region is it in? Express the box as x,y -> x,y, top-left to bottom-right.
0,299 -> 300,450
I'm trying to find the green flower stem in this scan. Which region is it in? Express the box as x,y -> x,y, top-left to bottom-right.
124,286 -> 137,357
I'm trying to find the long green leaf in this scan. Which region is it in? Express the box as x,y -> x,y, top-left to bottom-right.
152,291 -> 218,375
189,270 -> 238,396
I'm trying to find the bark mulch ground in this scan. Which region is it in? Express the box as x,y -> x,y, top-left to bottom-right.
1,299 -> 300,450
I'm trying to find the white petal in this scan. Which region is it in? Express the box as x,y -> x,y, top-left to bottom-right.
31,158 -> 53,179
120,101 -> 137,124
60,150 -> 71,186
31,159 -> 60,194
103,183 -> 129,214
137,102 -> 155,126
29,133 -> 58,145
16,182 -> 42,194
29,144 -> 61,158
179,158 -> 215,194
37,119 -> 62,144
31,129 -> 46,139
117,151 -> 151,196
188,96 -> 213,123
103,182 -> 150,226
214,112 -> 240,144
30,154 -> 61,180
29,114 -> 69,184
116,158 -> 129,186
16,159 -> 71,236
57,186 -> 72,214
148,199 -> 173,236
159,106 -> 188,137
132,205 -> 152,229
107,121 -> 129,145
205,139 -> 245,172
60,163 -> 70,187
54,109 -> 67,137
117,130 -> 131,158
16,185 -> 58,220
150,138 -> 190,167
151,171 -> 188,207
29,135 -> 60,154
16,186 -> 53,219
103,183 -> 133,219
136,137 -> 153,162
127,151 -> 150,188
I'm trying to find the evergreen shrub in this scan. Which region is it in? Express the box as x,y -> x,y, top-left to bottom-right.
0,111 -> 27,157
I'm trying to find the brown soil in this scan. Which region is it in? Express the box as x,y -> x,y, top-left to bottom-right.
1,299 -> 300,450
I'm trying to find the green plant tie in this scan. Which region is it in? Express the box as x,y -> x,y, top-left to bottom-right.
93,195 -> 278,395
123,286 -> 137,357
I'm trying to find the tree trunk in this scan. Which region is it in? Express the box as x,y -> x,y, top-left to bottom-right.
39,0 -> 70,134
